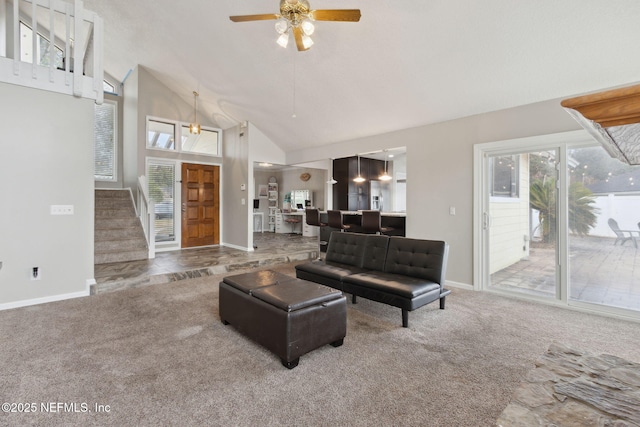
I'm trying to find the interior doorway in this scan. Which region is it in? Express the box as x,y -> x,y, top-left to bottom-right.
181,163 -> 220,248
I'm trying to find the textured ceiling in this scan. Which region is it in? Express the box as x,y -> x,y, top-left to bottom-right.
83,0 -> 640,153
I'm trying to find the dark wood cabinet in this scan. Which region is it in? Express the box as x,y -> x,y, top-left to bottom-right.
332,156 -> 385,211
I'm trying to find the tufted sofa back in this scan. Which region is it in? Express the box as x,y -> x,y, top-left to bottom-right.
383,237 -> 448,286
325,231 -> 367,267
361,235 -> 390,271
325,232 -> 449,286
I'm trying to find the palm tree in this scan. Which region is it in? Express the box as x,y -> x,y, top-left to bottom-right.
568,181 -> 599,236
530,177 -> 598,243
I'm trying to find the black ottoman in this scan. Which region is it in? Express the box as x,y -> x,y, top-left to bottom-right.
219,270 -> 347,369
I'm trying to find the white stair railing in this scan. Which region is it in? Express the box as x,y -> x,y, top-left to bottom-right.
137,175 -> 155,259
0,0 -> 103,103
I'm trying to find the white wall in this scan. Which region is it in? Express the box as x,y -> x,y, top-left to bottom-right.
286,98 -> 580,287
0,82 -> 94,307
222,124 -> 251,250
248,122 -> 286,166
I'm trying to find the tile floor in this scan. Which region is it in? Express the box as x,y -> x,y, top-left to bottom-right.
93,233 -> 319,294
490,236 -> 640,312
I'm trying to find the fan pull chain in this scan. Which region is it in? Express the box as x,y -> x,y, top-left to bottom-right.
292,50 -> 297,118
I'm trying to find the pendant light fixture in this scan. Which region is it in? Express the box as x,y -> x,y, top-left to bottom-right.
353,155 -> 365,183
326,158 -> 337,184
189,91 -> 201,135
379,150 -> 392,181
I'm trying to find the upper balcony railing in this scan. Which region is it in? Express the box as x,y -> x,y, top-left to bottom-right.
0,0 -> 103,103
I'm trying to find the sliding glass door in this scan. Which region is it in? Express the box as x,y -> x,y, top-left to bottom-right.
476,132 -> 640,318
567,145 -> 640,312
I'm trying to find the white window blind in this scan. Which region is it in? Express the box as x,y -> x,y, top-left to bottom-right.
147,162 -> 176,243
94,101 -> 117,181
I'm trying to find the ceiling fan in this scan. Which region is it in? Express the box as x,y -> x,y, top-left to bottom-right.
229,0 -> 361,51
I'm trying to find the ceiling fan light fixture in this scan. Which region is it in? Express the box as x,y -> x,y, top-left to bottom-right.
301,18 -> 315,35
276,32 -> 289,48
230,2 -> 361,52
301,34 -> 314,49
275,19 -> 289,34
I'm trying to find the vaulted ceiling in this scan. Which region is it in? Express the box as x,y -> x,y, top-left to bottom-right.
82,0 -> 640,153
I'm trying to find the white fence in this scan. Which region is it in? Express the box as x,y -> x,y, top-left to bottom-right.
590,193 -> 640,237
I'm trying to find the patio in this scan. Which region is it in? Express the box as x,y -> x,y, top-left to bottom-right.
490,235 -> 640,312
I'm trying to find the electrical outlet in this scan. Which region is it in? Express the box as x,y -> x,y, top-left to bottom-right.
449,206 -> 456,215
31,267 -> 41,280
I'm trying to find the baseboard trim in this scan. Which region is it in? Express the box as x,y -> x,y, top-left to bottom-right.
0,290 -> 90,311
446,280 -> 474,291
222,242 -> 252,252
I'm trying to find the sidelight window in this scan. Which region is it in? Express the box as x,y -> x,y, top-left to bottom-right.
94,100 -> 117,181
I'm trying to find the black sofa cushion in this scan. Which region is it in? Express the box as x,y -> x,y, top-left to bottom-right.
295,260 -> 367,282
325,232 -> 367,267
361,234 -> 390,271
342,271 -> 440,299
384,237 -> 448,286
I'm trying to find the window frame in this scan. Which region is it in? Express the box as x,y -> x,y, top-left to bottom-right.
146,116 -> 222,157
94,99 -> 118,182
489,154 -> 520,200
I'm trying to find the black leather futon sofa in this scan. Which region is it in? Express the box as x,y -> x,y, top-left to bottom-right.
295,231 -> 450,327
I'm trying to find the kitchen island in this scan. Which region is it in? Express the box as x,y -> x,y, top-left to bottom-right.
318,211 -> 406,251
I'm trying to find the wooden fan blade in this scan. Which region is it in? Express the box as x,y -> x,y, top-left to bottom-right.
229,14 -> 279,22
293,27 -> 309,51
310,9 -> 361,22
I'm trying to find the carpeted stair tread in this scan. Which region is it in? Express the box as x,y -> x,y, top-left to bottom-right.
95,189 -> 148,264
95,249 -> 150,265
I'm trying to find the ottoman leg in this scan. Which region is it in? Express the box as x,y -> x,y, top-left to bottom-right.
282,358 -> 300,369
330,338 -> 344,347
222,319 -> 229,325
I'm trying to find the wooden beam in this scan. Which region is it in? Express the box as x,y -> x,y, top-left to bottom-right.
561,84 -> 640,128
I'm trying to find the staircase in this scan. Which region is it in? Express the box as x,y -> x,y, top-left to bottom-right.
95,189 -> 149,264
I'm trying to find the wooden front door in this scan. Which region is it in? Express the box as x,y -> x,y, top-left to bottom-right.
181,163 -> 220,248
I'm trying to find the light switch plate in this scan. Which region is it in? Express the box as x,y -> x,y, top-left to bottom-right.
51,205 -> 74,215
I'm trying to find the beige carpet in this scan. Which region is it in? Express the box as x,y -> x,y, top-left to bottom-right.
1,262 -> 638,427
